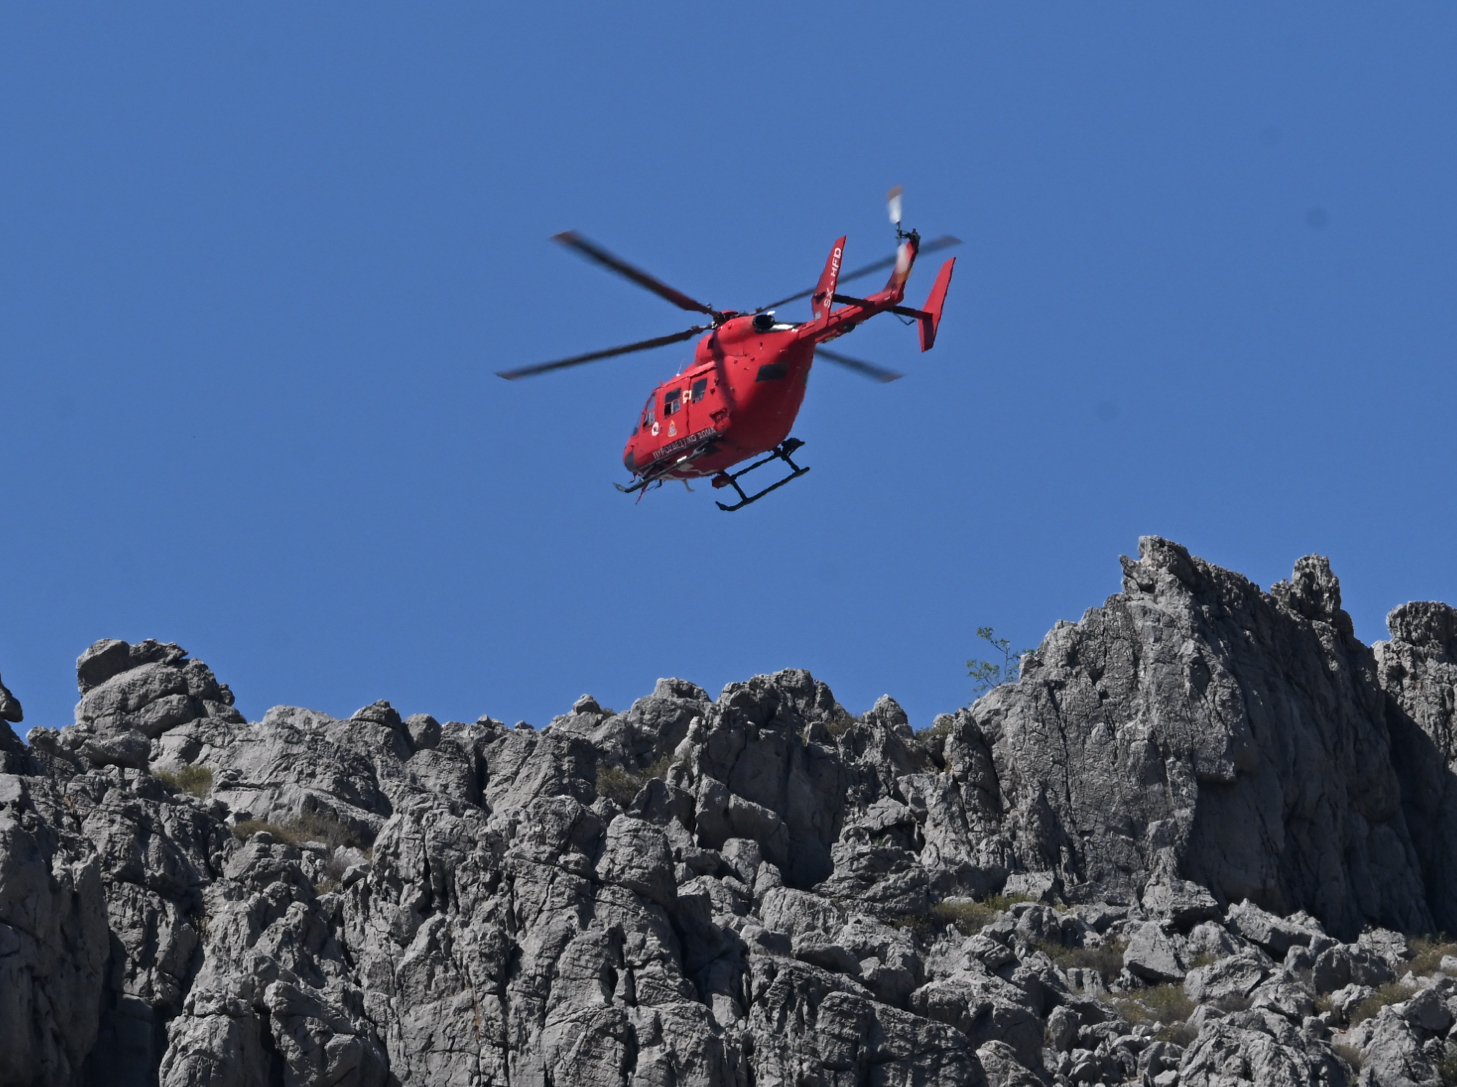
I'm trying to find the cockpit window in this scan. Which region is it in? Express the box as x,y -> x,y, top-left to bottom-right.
641,396 -> 655,429
690,378 -> 708,403
664,388 -> 683,416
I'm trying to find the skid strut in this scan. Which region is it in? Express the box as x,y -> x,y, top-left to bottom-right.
711,439 -> 810,512
615,443 -> 715,498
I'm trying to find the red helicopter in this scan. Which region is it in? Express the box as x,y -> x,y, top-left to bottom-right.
500,189 -> 958,510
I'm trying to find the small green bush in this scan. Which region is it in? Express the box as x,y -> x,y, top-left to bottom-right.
156,764 -> 213,798
1408,935 -> 1457,976
929,894 -> 1033,936
825,713 -> 857,738
1349,982 -> 1413,1027
1109,983 -> 1195,1041
918,718 -> 952,742
1035,937 -> 1128,981
968,627 -> 1033,696
596,767 -> 642,806
231,809 -> 370,851
232,819 -> 293,842
288,809 -> 369,850
595,754 -> 676,807
1333,1043 -> 1364,1073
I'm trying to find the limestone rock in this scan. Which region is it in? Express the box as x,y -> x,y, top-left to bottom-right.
1346,1006 -> 1442,1086
0,672 -> 21,724
1123,920 -> 1185,982
6,540 -> 1457,1083
972,538 -> 1434,939
1179,1009 -> 1346,1087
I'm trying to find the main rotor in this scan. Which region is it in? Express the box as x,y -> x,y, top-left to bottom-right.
497,189 -> 959,382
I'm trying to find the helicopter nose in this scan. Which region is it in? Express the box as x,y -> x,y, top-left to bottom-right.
623,446 -> 636,473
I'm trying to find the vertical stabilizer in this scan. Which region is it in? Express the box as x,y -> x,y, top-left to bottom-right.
917,258 -> 956,351
810,236 -> 847,320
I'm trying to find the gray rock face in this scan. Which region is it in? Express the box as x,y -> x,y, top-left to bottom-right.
6,539 -> 1457,1083
1123,921 -> 1185,982
0,671 -> 22,724
1377,601 -> 1457,932
0,773 -> 108,1085
1179,1009 -> 1348,1087
959,538 -> 1437,939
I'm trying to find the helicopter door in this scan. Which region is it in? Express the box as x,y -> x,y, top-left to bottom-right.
687,376 -> 710,435
662,386 -> 684,445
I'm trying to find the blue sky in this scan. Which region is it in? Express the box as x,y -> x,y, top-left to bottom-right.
3,5 -> 1454,732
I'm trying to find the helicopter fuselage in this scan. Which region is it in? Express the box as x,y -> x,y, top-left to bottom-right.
621,319 -> 813,481
621,238 -> 950,489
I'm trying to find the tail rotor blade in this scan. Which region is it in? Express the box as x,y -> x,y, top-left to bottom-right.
552,231 -> 717,316
498,326 -> 706,380
816,347 -> 904,383
887,185 -> 903,227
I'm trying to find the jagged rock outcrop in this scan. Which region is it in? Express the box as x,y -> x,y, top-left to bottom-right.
949,537 -> 1438,939
6,538 -> 1457,1085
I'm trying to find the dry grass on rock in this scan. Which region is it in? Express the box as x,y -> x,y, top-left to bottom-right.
929,894 -> 1033,936
595,754 -> 676,807
1107,983 -> 1196,1045
1349,981 -> 1415,1027
1408,935 -> 1457,976
155,764 -> 213,798
232,809 -> 371,852
1035,937 -> 1128,982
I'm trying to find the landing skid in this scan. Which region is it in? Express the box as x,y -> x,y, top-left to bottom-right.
712,439 -> 810,512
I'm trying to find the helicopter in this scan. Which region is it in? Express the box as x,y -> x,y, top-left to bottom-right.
499,189 -> 958,511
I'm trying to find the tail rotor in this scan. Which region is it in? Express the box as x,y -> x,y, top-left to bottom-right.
887,185 -> 904,237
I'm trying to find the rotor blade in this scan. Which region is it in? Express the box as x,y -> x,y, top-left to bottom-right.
756,235 -> 961,312
816,347 -> 904,383
837,233 -> 962,287
552,231 -> 716,316
497,326 -> 706,380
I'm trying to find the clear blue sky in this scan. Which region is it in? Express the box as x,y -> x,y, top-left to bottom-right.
3,5 -> 1454,732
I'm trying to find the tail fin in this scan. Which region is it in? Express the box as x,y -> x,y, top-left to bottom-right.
810,236 -> 847,320
916,258 -> 955,351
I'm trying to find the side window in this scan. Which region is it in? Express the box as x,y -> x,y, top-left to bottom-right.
641,396 -> 655,429
690,378 -> 708,403
664,389 -> 682,416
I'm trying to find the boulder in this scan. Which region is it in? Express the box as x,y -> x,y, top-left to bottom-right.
1313,943 -> 1397,993
1346,1006 -> 1442,1086
595,815 -> 677,908
1225,900 -> 1319,956
1123,921 -> 1185,983
1142,879 -> 1221,930
1184,951 -> 1270,1006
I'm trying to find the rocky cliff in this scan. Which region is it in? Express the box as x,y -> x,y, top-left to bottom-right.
6,537 -> 1457,1086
